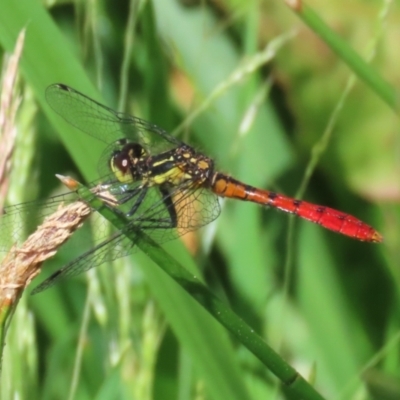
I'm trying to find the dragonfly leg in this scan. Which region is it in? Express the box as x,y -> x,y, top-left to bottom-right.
126,186 -> 149,217
158,185 -> 178,228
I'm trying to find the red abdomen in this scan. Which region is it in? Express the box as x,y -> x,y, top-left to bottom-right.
211,173 -> 382,242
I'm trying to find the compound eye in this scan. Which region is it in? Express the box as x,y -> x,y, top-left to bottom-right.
110,150 -> 131,183
114,152 -> 130,172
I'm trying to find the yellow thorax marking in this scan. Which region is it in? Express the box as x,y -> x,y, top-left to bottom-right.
197,159 -> 209,169
110,159 -> 131,183
151,165 -> 190,185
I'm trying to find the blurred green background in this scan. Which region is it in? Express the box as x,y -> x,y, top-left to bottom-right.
0,0 -> 398,399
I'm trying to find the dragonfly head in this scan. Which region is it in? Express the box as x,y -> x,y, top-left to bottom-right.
110,140 -> 148,183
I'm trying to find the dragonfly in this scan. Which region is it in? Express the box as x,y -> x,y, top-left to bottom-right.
1,84 -> 382,294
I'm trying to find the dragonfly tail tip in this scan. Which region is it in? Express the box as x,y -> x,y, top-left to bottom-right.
371,230 -> 383,243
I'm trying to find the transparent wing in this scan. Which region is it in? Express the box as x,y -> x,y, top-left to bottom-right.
86,176 -> 221,237
132,181 -> 221,242
0,193 -> 78,252
31,180 -> 221,294
31,230 -> 136,294
46,84 -> 182,153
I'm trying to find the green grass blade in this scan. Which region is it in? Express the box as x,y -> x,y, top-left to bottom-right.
71,178 -> 326,400
287,2 -> 398,112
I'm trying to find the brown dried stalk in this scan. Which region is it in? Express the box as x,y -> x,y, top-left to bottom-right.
0,29 -> 25,208
0,201 -> 91,326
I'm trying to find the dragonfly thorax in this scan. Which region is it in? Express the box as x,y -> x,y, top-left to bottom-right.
126,144 -> 214,189
110,140 -> 148,183
171,145 -> 214,187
